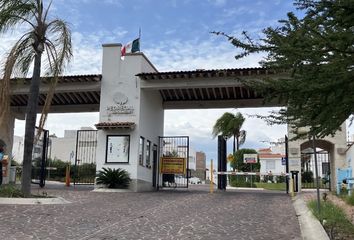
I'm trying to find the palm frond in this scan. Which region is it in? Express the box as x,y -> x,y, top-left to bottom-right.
239,130 -> 246,146
0,32 -> 34,129
37,17 -> 72,137
0,0 -> 36,33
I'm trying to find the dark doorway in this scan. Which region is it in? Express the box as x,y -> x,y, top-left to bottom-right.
152,144 -> 158,188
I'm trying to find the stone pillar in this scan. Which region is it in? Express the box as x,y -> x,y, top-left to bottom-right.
0,114 -> 15,184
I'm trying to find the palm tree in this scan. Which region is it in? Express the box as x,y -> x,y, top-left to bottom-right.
0,0 -> 72,196
212,112 -> 246,153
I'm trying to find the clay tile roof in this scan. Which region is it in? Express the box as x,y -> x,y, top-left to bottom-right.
95,122 -> 135,130
258,148 -> 272,153
10,74 -> 102,84
136,67 -> 276,80
258,153 -> 284,158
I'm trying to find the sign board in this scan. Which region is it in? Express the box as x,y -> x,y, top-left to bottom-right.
243,154 -> 257,164
160,157 -> 186,174
105,135 -> 130,163
281,157 -> 287,165
227,154 -> 234,162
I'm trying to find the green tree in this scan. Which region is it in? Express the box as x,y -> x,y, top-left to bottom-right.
0,0 -> 72,196
213,0 -> 354,139
212,112 -> 246,153
231,148 -> 260,172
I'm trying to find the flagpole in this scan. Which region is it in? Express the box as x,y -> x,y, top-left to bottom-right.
139,27 -> 141,52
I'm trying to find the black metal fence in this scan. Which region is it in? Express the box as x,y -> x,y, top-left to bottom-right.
301,151 -> 330,189
74,130 -> 97,185
31,127 -> 49,187
158,136 -> 189,189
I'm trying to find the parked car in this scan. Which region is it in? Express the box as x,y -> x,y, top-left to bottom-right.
189,177 -> 202,184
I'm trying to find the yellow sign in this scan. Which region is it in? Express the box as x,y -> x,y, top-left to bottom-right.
160,157 -> 186,174
227,154 -> 234,162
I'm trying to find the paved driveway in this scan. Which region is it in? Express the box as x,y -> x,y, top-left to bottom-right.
0,184 -> 301,240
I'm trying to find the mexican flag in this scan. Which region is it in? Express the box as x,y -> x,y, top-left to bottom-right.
121,38 -> 140,58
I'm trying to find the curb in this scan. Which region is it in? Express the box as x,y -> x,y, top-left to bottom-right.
92,188 -> 133,193
292,194 -> 329,240
0,196 -> 71,205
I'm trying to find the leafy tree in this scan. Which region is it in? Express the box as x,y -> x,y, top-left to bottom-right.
231,148 -> 260,172
213,0 -> 354,139
212,112 -> 246,153
0,0 -> 72,196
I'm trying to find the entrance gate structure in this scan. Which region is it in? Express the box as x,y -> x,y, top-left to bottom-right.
301,150 -> 331,190
74,130 -> 98,185
4,43 -> 348,191
158,136 -> 189,189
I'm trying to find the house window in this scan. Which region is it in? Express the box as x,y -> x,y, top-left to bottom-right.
139,137 -> 144,166
146,140 -> 151,168
266,160 -> 275,171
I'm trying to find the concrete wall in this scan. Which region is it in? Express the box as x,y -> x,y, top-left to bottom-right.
12,135 -> 24,162
0,114 -> 15,184
345,144 -> 354,178
260,157 -> 285,175
137,86 -> 163,186
49,136 -> 76,163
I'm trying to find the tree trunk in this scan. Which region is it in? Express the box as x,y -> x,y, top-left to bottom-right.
233,135 -> 236,154
236,136 -> 239,151
21,53 -> 42,197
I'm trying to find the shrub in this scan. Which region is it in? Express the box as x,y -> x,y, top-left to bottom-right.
302,171 -> 313,183
345,194 -> 354,206
276,175 -> 286,183
263,175 -> 274,183
229,175 -> 256,188
96,168 -> 131,189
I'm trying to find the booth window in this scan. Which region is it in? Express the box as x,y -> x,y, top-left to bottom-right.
139,137 -> 145,166
146,140 -> 151,168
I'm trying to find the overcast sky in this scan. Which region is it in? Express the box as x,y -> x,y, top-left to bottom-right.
1,0 -> 352,165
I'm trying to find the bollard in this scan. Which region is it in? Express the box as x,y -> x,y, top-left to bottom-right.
289,177 -> 294,198
65,165 -> 71,187
210,159 -> 214,194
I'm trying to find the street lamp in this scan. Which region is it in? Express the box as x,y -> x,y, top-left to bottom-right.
311,134 -> 321,215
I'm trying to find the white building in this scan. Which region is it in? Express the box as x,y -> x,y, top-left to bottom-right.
188,147 -> 196,171
12,135 -> 24,163
259,148 -> 286,175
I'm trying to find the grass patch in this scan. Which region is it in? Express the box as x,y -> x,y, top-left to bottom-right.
338,190 -> 354,206
0,184 -> 51,198
308,200 -> 354,239
0,184 -> 24,198
346,194 -> 354,206
255,182 -> 286,191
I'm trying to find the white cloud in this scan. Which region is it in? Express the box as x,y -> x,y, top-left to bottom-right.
144,38 -> 265,72
164,108 -> 286,160
208,0 -> 227,7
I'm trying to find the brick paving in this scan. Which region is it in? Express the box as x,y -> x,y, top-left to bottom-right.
0,184 -> 301,240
